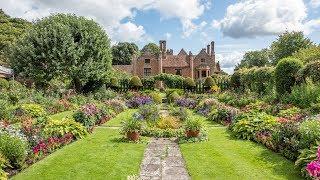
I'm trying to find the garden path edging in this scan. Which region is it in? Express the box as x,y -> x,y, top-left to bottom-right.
139,138 -> 190,180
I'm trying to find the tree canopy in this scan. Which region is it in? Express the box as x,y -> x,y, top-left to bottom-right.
9,13 -> 112,92
0,9 -> 31,65
292,45 -> 320,63
270,31 -> 313,65
141,43 -> 160,56
236,49 -> 270,70
111,42 -> 139,65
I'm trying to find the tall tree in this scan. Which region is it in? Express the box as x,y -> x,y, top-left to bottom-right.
270,31 -> 313,65
236,49 -> 270,70
292,45 -> 320,63
111,42 -> 139,65
141,43 -> 160,56
9,14 -> 112,92
0,9 -> 31,65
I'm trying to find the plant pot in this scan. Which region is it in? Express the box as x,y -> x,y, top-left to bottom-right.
127,131 -> 140,141
186,130 -> 200,138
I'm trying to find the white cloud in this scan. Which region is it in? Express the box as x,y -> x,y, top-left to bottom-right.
114,22 -> 148,42
216,51 -> 245,74
213,0 -> 320,38
0,0 -> 208,41
310,0 -> 320,8
164,33 -> 172,40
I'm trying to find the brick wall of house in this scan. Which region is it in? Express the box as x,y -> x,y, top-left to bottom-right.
134,54 -> 160,78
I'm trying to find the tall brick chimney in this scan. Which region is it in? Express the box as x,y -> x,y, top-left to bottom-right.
189,51 -> 194,79
207,44 -> 210,55
211,41 -> 215,57
159,40 -> 166,58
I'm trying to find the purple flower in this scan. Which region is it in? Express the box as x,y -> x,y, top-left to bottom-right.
175,98 -> 196,109
126,96 -> 153,108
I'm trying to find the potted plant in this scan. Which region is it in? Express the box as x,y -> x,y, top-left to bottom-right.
184,118 -> 203,138
121,118 -> 142,141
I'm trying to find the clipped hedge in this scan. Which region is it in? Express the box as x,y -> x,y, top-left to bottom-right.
130,76 -> 143,89
154,73 -> 184,89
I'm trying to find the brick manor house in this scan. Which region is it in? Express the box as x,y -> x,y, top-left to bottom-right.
113,40 -> 221,80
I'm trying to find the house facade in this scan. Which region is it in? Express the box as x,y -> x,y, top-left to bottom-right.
113,40 -> 221,80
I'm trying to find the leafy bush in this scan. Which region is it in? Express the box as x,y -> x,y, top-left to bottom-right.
0,153 -> 8,180
299,61 -> 320,83
19,103 -> 46,118
272,121 -> 300,160
142,127 -> 183,138
121,118 -> 143,133
104,99 -> 127,114
149,92 -> 162,104
209,106 -> 238,125
184,118 -> 203,131
126,96 -> 152,108
130,76 -> 143,88
274,58 -> 303,95
0,79 -> 9,90
157,116 -> 180,129
73,104 -> 100,129
299,120 -> 320,149
92,89 -> 117,101
295,144 -> 319,178
0,100 -> 10,120
167,91 -> 180,103
154,73 -> 184,88
0,133 -> 27,169
230,112 -> 278,140
44,118 -> 88,139
169,107 -> 190,121
183,77 -> 195,89
203,77 -> 215,88
110,77 -> 118,88
136,104 -> 160,122
175,98 -> 196,109
196,98 -> 219,116
141,77 -> 155,89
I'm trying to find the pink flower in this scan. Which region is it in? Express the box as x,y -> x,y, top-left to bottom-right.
307,161 -> 320,178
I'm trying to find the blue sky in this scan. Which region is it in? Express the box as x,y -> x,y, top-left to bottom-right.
1,0 -> 319,73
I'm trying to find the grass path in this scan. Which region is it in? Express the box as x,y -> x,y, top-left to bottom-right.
13,110 -> 146,180
180,113 -> 303,180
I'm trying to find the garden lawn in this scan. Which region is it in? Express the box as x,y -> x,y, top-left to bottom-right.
102,109 -> 137,127
180,114 -> 303,180
13,123 -> 146,180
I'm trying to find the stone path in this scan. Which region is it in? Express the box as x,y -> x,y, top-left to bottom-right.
139,138 -> 190,180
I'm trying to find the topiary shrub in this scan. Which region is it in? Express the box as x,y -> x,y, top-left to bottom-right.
183,77 -> 195,89
203,77 -> 215,88
154,73 -> 184,88
110,77 -> 118,88
298,61 -> 320,83
130,76 -> 143,89
0,79 -> 9,90
274,58 -> 303,96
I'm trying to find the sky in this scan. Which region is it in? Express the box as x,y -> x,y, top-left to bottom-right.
1,0 -> 320,73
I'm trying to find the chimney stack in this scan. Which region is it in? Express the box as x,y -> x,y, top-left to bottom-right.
211,41 -> 215,56
207,44 -> 210,55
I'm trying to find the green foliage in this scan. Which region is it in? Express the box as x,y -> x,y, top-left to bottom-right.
236,49 -> 270,69
9,13 -> 112,92
130,76 -> 143,88
293,45 -> 320,63
141,43 -> 160,56
111,42 -> 139,65
20,103 -> 46,118
183,77 -> 195,89
274,58 -> 303,95
283,82 -> 320,108
137,104 -> 160,122
0,79 -> 9,90
270,31 -> 313,65
253,67 -> 274,94
73,110 -> 96,129
0,133 -> 27,169
149,92 -> 162,104
203,76 -> 215,87
230,112 -> 278,140
295,143 -> 319,178
0,153 -> 8,180
230,71 -> 242,91
167,91 -> 180,103
299,120 -> 320,149
184,118 -> 203,131
141,77 -> 155,89
0,9 -> 31,65
157,116 -> 180,129
110,77 -> 118,88
121,118 -> 143,133
299,61 -> 320,83
44,118 -> 88,139
154,73 -> 184,88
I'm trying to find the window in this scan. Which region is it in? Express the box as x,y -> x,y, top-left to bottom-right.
202,70 -> 207,77
163,69 -> 166,73
175,69 -> 182,76
201,59 -> 205,63
145,59 -> 150,64
144,68 -> 151,76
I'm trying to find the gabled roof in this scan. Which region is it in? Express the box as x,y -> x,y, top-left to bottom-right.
178,48 -> 187,56
162,55 -> 189,68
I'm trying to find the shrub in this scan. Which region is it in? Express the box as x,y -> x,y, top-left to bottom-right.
175,98 -> 196,109
169,107 -> 190,121
130,76 -> 143,88
110,77 -> 118,88
274,58 -> 303,95
19,103 -> 46,118
299,61 -> 320,83
167,91 -> 180,103
141,77 -> 155,89
196,98 -> 219,116
154,73 -> 184,88
104,99 -> 127,114
203,77 -> 215,88
157,116 -> 180,129
0,133 -> 27,169
299,120 -> 320,149
126,96 -> 152,108
253,67 -> 274,94
272,121 -> 300,160
0,100 -> 10,120
149,92 -> 162,104
0,153 -> 8,180
230,71 -> 243,91
136,104 -> 160,122
183,77 -> 195,89
0,79 -> 9,90
73,103 -> 100,129
184,118 -> 203,132
44,118 -> 88,139
92,89 -> 117,101
295,144 -> 319,178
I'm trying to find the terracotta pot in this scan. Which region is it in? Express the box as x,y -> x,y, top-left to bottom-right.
186,130 -> 200,138
127,131 -> 140,141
